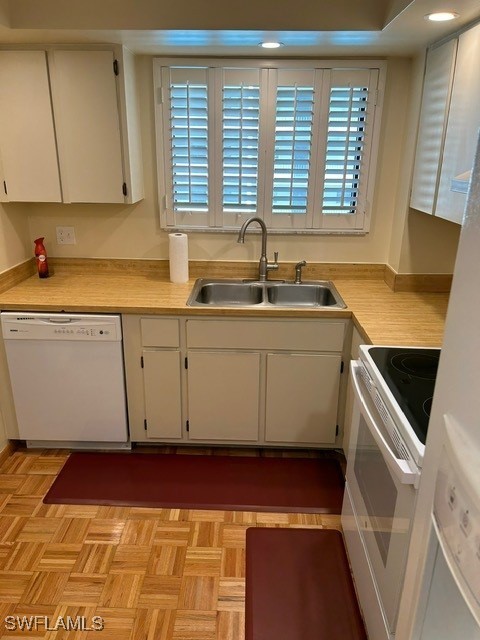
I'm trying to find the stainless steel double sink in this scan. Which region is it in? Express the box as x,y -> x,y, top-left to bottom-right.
186,278 -> 347,309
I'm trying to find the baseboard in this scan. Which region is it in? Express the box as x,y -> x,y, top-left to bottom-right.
0,259 -> 35,294
384,265 -> 452,292
0,441 -> 15,467
0,257 -> 452,294
48,258 -> 386,281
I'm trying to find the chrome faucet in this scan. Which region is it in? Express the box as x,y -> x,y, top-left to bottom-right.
294,260 -> 307,284
237,217 -> 279,282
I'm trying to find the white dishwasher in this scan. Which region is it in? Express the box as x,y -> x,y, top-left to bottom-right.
1,312 -> 129,448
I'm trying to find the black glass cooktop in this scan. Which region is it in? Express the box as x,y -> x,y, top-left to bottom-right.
368,347 -> 441,445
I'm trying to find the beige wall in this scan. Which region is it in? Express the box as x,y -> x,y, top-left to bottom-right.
0,408 -> 7,451
0,1 -> 10,28
398,209 -> 461,273
0,202 -> 30,273
24,54 -> 462,273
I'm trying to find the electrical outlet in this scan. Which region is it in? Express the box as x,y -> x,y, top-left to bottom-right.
56,226 -> 76,245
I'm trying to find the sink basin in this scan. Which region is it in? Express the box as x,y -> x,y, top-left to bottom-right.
266,283 -> 339,307
191,281 -> 263,306
187,279 -> 346,309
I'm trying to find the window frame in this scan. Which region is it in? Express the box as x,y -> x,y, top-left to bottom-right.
154,57 -> 386,235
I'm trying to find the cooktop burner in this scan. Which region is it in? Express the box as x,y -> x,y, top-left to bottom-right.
390,353 -> 439,380
367,347 -> 440,446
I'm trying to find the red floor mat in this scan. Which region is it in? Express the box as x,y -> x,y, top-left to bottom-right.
44,452 -> 344,513
246,528 -> 367,640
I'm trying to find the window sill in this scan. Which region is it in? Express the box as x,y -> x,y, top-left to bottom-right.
162,227 -> 368,236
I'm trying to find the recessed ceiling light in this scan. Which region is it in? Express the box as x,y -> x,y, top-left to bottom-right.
259,41 -> 283,49
425,11 -> 459,21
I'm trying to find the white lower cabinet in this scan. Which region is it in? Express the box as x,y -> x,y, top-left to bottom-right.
187,351 -> 261,441
123,314 -> 347,447
142,349 -> 182,439
265,352 -> 341,444
122,315 -> 183,442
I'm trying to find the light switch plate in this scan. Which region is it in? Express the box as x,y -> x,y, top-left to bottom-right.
56,226 -> 76,245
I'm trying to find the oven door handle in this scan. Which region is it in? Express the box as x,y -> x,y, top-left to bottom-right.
351,361 -> 419,486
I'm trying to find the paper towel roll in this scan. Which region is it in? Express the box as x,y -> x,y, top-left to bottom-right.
169,233 -> 189,283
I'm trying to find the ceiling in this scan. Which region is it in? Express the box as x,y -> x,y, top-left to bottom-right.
0,0 -> 479,56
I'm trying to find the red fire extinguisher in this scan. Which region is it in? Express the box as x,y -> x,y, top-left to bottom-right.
34,237 -> 49,279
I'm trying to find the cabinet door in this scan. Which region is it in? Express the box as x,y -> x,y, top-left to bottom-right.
265,352 -> 341,444
143,350 -> 182,439
187,351 -> 260,441
0,51 -> 62,202
49,50 -> 125,203
410,39 -> 457,214
435,23 -> 480,224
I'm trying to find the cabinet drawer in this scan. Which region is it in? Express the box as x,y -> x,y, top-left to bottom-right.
141,318 -> 180,347
186,319 -> 345,352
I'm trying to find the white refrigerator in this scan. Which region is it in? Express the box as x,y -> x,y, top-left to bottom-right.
396,136 -> 480,638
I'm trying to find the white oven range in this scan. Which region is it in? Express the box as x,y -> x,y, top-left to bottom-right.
342,344 -> 441,640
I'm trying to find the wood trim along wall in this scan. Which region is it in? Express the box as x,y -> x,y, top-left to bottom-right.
0,259 -> 35,295
48,258 -> 387,281
384,265 -> 453,292
0,258 -> 452,293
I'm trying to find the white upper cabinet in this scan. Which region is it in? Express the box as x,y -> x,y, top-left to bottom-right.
410,39 -> 457,215
0,51 -> 62,202
49,50 -> 125,203
435,23 -> 480,224
411,21 -> 480,224
0,47 -> 144,204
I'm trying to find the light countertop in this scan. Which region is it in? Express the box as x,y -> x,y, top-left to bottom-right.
0,268 -> 449,347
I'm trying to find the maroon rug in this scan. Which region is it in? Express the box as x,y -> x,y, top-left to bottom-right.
246,528 -> 366,640
44,452 -> 344,513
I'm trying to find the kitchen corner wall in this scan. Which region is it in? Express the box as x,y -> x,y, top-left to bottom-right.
0,202 -> 30,274
0,200 -> 30,451
23,54 -> 459,272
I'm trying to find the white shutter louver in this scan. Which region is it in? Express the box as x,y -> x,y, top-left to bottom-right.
322,85 -> 369,215
272,85 -> 314,215
222,83 -> 260,213
169,82 -> 209,212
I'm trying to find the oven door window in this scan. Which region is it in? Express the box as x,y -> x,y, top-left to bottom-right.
354,414 -> 397,566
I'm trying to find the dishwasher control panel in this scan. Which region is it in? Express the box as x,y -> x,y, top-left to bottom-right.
1,312 -> 122,342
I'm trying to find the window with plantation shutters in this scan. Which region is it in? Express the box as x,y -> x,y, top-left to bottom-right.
154,60 -> 384,233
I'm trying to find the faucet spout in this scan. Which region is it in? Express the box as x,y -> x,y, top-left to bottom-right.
236,217 -> 278,282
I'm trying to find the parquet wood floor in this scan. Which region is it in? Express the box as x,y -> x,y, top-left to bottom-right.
0,447 -> 343,639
